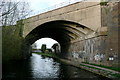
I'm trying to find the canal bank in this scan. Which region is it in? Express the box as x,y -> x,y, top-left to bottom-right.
34,52 -> 120,79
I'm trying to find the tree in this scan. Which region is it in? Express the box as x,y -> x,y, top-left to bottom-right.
52,43 -> 60,53
32,43 -> 37,49
0,0 -> 31,26
41,44 -> 46,53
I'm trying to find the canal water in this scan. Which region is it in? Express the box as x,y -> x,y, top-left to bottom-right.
2,53 -> 111,79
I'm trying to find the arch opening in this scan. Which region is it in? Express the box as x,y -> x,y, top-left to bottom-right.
31,38 -> 61,54
24,20 -> 94,58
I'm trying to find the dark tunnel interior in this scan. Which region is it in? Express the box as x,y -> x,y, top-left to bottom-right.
24,20 -> 92,54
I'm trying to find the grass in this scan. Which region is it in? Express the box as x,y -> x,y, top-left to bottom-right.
82,62 -> 120,72
80,63 -> 120,78
80,64 -> 102,71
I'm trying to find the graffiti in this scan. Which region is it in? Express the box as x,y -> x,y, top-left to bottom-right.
72,52 -> 79,59
94,54 -> 104,61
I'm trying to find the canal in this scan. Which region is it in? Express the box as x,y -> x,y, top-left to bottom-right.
2,53 -> 111,79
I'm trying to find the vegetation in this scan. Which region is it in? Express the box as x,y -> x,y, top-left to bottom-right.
52,43 -> 60,53
0,0 -> 31,26
100,1 -> 108,6
41,44 -> 47,53
80,64 -> 102,70
1,0 -> 29,61
31,43 -> 37,49
82,62 -> 120,72
2,25 -> 24,62
80,63 -> 120,78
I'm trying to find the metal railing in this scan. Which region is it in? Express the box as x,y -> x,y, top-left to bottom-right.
29,0 -> 85,17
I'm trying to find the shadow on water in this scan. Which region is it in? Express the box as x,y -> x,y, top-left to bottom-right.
2,53 -> 112,80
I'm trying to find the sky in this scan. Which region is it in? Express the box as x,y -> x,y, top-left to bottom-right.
34,38 -> 58,49
28,0 -> 69,15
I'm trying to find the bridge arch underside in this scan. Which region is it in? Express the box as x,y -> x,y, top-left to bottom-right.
25,20 -> 94,57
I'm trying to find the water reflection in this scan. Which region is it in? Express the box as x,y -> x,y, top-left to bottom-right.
2,53 -> 111,79
30,54 -> 60,78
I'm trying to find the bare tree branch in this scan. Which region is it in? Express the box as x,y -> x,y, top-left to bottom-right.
1,0 -> 31,26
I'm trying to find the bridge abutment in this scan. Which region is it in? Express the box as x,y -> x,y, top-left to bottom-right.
60,2 -> 120,67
